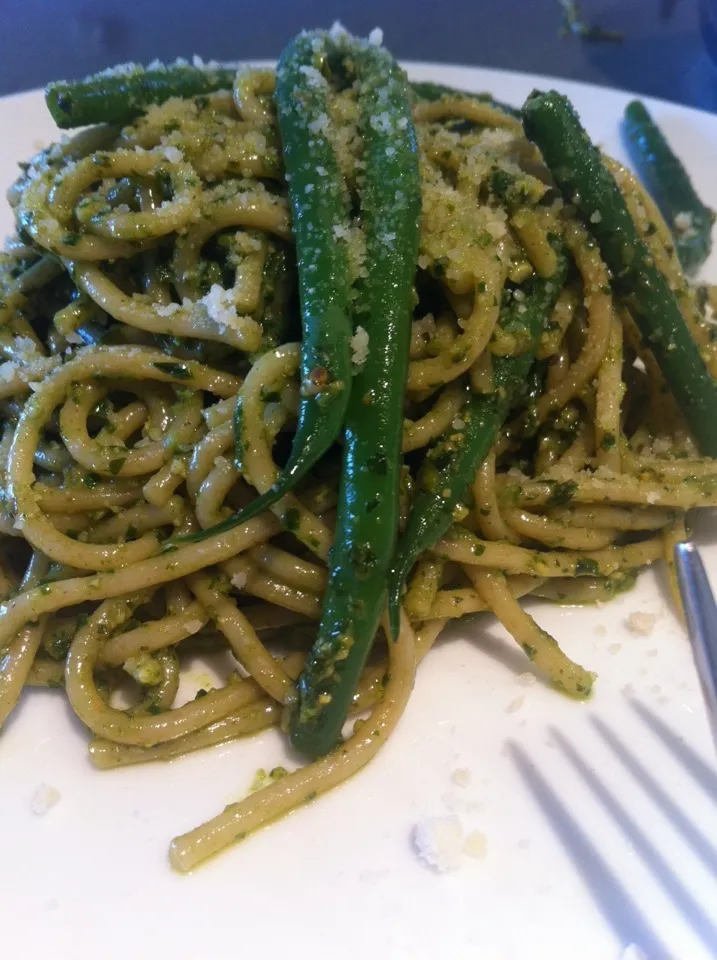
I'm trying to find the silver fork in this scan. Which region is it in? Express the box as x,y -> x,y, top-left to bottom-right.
674,542 -> 717,750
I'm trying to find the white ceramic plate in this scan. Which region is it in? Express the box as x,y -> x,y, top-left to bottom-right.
2,65 -> 717,960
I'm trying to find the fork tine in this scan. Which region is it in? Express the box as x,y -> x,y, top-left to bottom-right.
674,542 -> 717,749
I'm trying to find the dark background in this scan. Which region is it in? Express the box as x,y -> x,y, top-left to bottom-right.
2,0 -> 717,111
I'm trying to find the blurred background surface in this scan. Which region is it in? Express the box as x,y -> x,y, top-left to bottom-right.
1,0 -> 716,110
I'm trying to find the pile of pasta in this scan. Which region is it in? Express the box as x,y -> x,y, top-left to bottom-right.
1,63 -> 716,870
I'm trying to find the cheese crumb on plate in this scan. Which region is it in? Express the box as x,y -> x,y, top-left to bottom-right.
31,783 -> 61,816
412,815 -> 464,872
625,611 -> 657,637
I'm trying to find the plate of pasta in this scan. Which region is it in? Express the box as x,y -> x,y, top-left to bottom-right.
2,25 -> 717,960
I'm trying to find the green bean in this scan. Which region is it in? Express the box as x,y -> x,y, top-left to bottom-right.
45,63 -> 237,128
522,90 -> 717,457
388,253 -> 567,637
289,36 -> 421,759
623,99 -> 714,274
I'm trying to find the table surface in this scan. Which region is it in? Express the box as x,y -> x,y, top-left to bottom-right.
1,0 -> 716,112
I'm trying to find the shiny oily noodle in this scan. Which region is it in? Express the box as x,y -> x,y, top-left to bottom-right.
2,44 -> 717,871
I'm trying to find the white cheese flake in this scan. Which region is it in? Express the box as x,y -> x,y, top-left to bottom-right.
625,611 -> 657,637
350,325 -> 370,368
31,783 -> 61,816
674,211 -> 694,234
329,21 -> 349,41
298,64 -> 326,89
163,145 -> 184,163
231,570 -> 248,591
199,283 -> 239,327
308,113 -> 330,136
155,301 -> 181,317
412,816 -> 464,873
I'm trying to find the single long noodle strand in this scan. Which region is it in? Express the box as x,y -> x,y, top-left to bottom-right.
427,574 -> 546,619
594,311 -> 624,471
468,568 -> 594,696
435,527 -> 664,577
168,610 -> 417,871
473,451 -> 515,542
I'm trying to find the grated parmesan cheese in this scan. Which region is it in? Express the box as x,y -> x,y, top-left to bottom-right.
329,21 -> 349,41
231,570 -> 248,591
625,612 -> 657,637
308,114 -> 330,137
298,64 -> 326,89
412,816 -> 464,872
31,783 -> 61,816
163,145 -> 184,163
674,211 -> 695,235
199,283 -> 238,327
155,301 -> 181,317
368,27 -> 384,46
350,326 -> 370,368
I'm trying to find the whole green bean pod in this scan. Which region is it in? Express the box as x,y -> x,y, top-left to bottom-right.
45,63 -> 237,128
387,255 -> 567,637
522,90 -> 717,457
623,99 -> 714,274
289,37 -> 421,759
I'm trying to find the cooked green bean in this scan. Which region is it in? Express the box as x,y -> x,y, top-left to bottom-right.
290,36 -> 421,758
523,90 -> 717,456
45,63 -> 237,128
388,252 -> 567,636
623,99 -> 714,273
